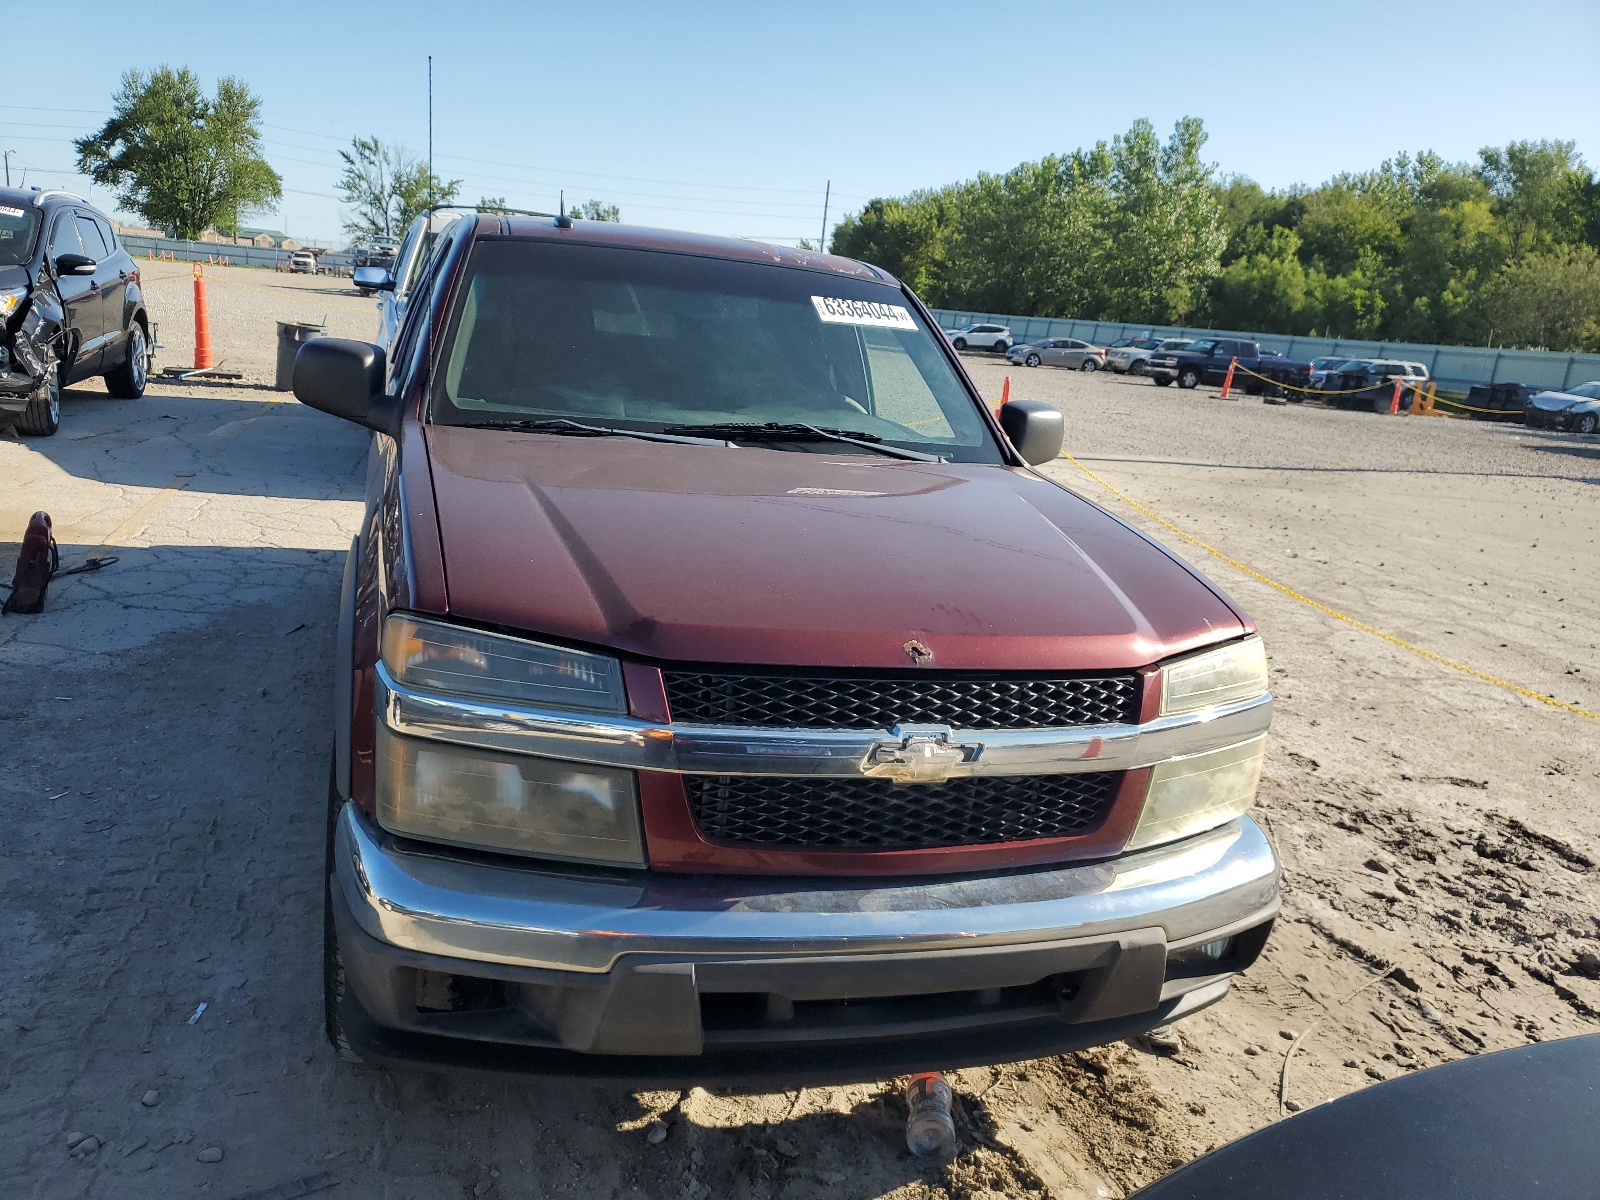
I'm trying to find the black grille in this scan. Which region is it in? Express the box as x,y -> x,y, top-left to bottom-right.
685,772 -> 1122,850
663,671 -> 1140,729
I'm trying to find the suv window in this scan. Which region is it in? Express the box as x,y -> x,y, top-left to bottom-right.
0,204 -> 42,267
93,214 -> 117,252
48,212 -> 84,260
434,239 -> 1000,462
75,212 -> 109,259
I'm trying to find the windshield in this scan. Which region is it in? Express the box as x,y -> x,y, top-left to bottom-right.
1569,381 -> 1600,399
0,203 -> 41,267
1131,338 -> 1163,349
433,240 -> 1000,462
1185,339 -> 1217,355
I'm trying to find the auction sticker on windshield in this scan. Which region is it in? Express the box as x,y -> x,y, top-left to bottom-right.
811,296 -> 918,330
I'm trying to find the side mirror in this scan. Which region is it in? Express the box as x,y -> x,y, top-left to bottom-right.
998,399 -> 1064,466
353,265 -> 394,291
292,338 -> 398,435
55,253 -> 96,276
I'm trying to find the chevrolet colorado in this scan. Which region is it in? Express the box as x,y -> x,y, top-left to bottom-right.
293,216 -> 1279,1085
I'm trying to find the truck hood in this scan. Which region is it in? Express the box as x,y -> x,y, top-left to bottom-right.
422,429 -> 1248,671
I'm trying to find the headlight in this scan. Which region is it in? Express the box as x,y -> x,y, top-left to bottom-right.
1126,736 -> 1266,851
1160,636 -> 1268,717
377,615 -> 640,864
382,614 -> 625,713
0,288 -> 24,320
377,726 -> 644,866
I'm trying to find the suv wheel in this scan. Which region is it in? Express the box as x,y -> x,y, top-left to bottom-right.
104,321 -> 148,399
952,337 -> 967,350
17,362 -> 61,436
1128,360 -> 1146,376
1178,368 -> 1200,389
993,341 -> 1008,353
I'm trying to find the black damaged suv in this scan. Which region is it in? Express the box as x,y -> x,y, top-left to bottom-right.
0,188 -> 151,436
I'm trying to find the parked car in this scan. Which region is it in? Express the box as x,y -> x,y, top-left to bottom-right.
1524,380 -> 1600,432
1146,338 -> 1310,394
1107,337 -> 1191,376
353,241 -> 400,290
0,187 -> 152,437
1006,337 -> 1106,371
1307,356 -> 1354,389
944,323 -> 1011,352
1318,360 -> 1431,411
292,214 -> 1278,1085
355,208 -> 464,349
289,251 -> 317,274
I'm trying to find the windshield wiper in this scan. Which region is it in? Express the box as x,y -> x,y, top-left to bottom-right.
457,418 -> 730,447
660,422 -> 941,462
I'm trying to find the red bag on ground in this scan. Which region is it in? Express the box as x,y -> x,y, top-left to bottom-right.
3,511 -> 58,615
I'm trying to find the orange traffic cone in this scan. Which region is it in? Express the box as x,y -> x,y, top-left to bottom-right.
1219,357 -> 1237,399
193,264 -> 214,370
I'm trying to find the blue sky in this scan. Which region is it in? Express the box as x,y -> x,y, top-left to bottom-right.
5,0 -> 1597,248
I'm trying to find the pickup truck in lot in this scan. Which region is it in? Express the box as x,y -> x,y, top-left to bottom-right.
293,217 -> 1278,1085
1146,337 -> 1310,395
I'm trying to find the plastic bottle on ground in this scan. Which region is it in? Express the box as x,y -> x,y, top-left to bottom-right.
904,1072 -> 957,1157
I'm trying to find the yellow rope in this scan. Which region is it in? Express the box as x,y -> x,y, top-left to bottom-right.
1059,451 -> 1599,722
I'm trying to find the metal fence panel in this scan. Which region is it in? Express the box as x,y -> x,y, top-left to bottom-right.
119,234 -> 356,273
929,309 -> 1600,394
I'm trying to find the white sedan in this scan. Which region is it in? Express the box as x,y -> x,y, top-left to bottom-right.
1525,381 -> 1600,433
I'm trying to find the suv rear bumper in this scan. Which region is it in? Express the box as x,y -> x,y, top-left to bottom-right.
331,804 -> 1279,1084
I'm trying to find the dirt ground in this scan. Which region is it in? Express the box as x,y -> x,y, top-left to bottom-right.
2,286 -> 1597,1199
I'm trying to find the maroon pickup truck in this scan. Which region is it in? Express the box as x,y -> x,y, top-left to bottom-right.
293,216 -> 1278,1085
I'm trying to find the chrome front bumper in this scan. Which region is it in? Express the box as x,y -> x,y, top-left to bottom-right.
377,661 -> 1274,780
331,805 -> 1278,1075
337,804 -> 1278,973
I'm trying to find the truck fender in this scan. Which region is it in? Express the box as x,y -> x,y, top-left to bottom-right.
334,534 -> 359,801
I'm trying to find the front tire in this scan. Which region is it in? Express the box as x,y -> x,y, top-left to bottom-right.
1178,369 -> 1200,389
952,338 -> 967,351
1128,360 -> 1146,376
1025,353 -> 1041,367
1576,412 -> 1599,435
103,321 -> 148,399
1153,376 -> 1172,387
17,362 -> 61,436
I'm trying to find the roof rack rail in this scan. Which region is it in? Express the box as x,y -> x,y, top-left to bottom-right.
424,203 -> 561,219
30,189 -> 89,207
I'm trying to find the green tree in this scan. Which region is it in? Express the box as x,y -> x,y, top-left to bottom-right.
1478,245 -> 1600,350
571,199 -> 620,222
1477,140 -> 1587,257
74,67 -> 281,240
1097,117 -> 1225,324
337,136 -> 460,239
477,195 -> 512,214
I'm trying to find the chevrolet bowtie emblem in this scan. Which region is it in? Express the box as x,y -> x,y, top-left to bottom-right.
863,724 -> 983,783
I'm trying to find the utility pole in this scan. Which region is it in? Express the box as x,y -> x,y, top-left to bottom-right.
819,180 -> 830,253
428,56 -> 434,184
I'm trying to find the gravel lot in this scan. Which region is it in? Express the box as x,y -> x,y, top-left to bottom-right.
1,307 -> 1596,1199
136,263 -> 386,380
